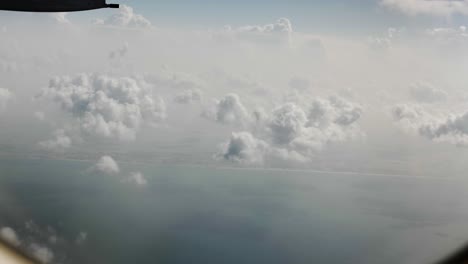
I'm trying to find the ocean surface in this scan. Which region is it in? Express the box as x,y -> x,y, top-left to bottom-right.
1,158 -> 468,264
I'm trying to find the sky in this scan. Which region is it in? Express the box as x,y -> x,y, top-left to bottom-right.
3,1 -> 468,263
85,0 -> 468,33
0,0 -> 468,171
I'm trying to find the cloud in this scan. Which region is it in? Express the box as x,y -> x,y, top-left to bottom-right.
30,243 -> 54,264
236,18 -> 292,34
0,88 -> 12,111
392,103 -> 468,146
125,172 -> 148,186
408,82 -> 448,103
268,103 -> 308,145
173,88 -> 203,104
48,13 -> 70,25
218,132 -> 268,164
38,129 -> 72,151
419,112 -> 468,145
94,155 -> 120,175
218,96 -> 363,164
94,5 -> 152,28
203,93 -> 250,125
0,227 -> 20,247
224,18 -> 293,45
381,0 -> 468,17
37,73 -> 166,141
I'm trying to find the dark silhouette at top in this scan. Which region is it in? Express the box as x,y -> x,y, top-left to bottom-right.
0,0 -> 119,12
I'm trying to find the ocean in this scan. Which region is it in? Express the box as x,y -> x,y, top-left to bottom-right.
0,158 -> 467,264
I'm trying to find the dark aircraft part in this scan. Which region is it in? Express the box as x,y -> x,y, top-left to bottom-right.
0,0 -> 119,12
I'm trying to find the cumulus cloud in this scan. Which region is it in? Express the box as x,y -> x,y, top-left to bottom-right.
218,132 -> 268,164
0,227 -> 20,246
392,103 -> 468,146
37,73 -> 166,141
408,82 -> 448,103
94,5 -> 152,28
224,18 -> 293,45
203,93 -> 250,125
30,243 -> 54,264
173,88 -> 203,104
381,0 -> 468,17
0,88 -> 12,111
125,172 -> 148,186
38,129 -> 72,151
94,155 -> 120,175
218,96 -> 363,164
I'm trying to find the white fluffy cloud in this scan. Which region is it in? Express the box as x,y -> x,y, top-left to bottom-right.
203,93 -> 250,125
30,243 -> 54,264
37,73 -> 166,141
224,18 -> 293,45
0,88 -> 12,111
218,95 -> 363,164
94,5 -> 151,28
381,0 -> 468,17
392,104 -> 468,146
38,129 -> 72,151
0,227 -> 20,246
94,155 -> 120,175
235,18 -> 292,34
408,82 -> 448,103
219,132 -> 268,164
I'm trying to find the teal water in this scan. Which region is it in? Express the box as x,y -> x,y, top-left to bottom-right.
0,158 -> 467,264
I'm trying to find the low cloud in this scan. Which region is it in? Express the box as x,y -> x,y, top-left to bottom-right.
392,103 -> 468,146
203,93 -> 250,125
94,5 -> 152,28
224,18 -> 293,45
38,129 -> 72,151
37,73 -> 166,141
219,132 -> 268,164
94,155 -> 120,175
218,95 -> 363,164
